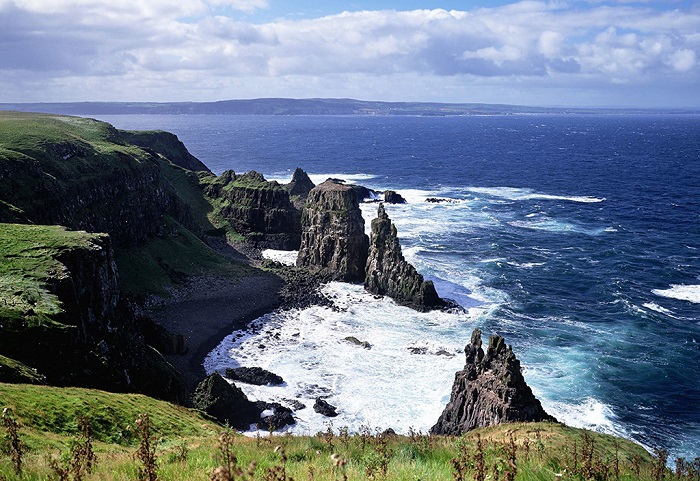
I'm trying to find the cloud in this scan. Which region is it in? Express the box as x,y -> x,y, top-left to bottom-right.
0,1 -> 698,106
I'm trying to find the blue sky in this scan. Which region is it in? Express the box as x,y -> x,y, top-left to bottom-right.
0,0 -> 698,107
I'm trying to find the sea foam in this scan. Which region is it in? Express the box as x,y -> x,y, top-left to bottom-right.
652,284 -> 700,304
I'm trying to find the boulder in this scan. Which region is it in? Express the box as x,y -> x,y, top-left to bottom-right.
296,180 -> 369,282
384,190 -> 407,204
313,397 -> 339,417
365,204 -> 446,311
430,329 -> 556,435
344,336 -> 372,349
192,373 -> 258,430
224,366 -> 284,386
255,401 -> 295,430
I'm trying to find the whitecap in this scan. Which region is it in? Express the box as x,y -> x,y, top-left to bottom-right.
467,186 -> 604,203
261,249 -> 298,266
542,397 -> 627,438
642,302 -> 677,317
652,285 -> 700,304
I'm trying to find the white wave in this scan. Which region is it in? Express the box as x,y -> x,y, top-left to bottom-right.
261,249 -> 298,266
204,282 -> 472,435
543,397 -> 628,438
508,219 -> 608,236
652,285 -> 700,304
266,172 -> 379,186
468,186 -> 604,203
642,302 -> 677,317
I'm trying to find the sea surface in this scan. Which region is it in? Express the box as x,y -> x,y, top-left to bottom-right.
96,113 -> 700,459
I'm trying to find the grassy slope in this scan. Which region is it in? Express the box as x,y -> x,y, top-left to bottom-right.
0,223 -> 103,327
0,382 -> 659,480
0,111 -> 251,297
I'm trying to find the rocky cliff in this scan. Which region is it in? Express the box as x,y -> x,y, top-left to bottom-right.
0,113 -> 191,247
204,170 -> 301,249
365,204 -> 445,311
0,224 -> 186,402
119,130 -> 211,172
285,167 -> 316,204
296,180 -> 369,281
430,328 -> 556,435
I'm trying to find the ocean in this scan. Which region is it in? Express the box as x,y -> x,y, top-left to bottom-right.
95,113 -> 700,459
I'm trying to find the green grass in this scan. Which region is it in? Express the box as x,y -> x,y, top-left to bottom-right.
114,216 -> 251,297
0,382 -> 666,481
0,223 -> 104,328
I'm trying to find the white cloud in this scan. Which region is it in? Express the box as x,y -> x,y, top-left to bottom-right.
0,1 -> 698,106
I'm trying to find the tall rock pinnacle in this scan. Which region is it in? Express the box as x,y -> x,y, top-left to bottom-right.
430,328 -> 556,435
365,203 -> 445,311
296,180 -> 369,281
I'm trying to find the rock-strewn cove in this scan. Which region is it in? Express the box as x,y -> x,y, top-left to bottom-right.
0,110 -> 694,480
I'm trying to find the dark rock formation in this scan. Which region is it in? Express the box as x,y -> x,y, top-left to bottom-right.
430,329 -> 556,435
204,170 -> 302,249
193,373 -> 296,431
314,398 -> 339,417
384,190 -> 407,204
297,180 -> 369,282
285,167 -> 315,199
0,228 -> 187,403
344,336 -> 372,349
365,204 -> 446,311
225,366 -> 284,386
192,372 -> 259,430
255,401 -> 295,430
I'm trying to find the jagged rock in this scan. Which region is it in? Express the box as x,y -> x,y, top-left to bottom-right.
365,203 -> 446,311
255,401 -> 295,430
205,170 -> 302,249
192,372 -> 259,430
430,329 -> 556,435
297,180 -> 369,281
313,397 -> 339,417
384,190 -> 407,204
225,366 -> 284,386
285,167 -> 315,199
344,336 -> 372,349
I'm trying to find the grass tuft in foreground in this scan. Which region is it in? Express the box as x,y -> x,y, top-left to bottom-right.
3,382 -> 697,480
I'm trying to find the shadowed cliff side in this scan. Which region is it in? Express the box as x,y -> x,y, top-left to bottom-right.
0,224 -> 187,403
296,180 -> 369,282
431,328 -> 556,435
365,203 -> 446,311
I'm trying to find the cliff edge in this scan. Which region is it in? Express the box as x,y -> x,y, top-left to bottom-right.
430,328 -> 556,435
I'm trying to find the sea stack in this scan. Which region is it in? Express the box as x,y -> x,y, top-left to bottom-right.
365,203 -> 445,311
430,328 -> 556,435
296,180 -> 369,282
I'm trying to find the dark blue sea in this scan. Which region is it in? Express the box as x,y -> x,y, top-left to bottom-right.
97,113 -> 700,459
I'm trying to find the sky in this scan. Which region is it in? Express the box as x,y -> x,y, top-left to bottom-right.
1,0 -> 699,108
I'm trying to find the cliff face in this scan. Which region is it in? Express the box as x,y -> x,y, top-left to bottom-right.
365,204 -> 445,311
0,225 -> 186,403
119,130 -> 211,172
0,114 -> 191,247
430,329 -> 556,435
205,171 -> 301,249
296,180 -> 369,282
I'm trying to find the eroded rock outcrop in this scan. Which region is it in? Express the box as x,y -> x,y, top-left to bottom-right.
365,204 -> 445,311
193,373 -> 295,431
296,180 -> 369,281
0,226 -> 187,403
204,170 -> 302,249
430,329 -> 556,435
285,167 -> 315,200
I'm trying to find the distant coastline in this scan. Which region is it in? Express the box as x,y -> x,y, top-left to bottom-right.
2,97 -> 699,117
